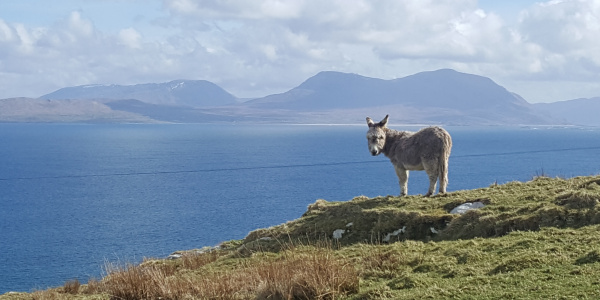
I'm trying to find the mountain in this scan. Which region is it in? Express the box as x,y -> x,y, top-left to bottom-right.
40,80 -> 237,107
242,69 -> 556,125
534,97 -> 600,126
247,69 -> 524,110
245,71 -> 389,110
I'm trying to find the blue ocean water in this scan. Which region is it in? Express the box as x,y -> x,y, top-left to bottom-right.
1,123 -> 600,293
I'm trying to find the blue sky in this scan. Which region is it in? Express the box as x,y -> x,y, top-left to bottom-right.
1,0 -> 600,103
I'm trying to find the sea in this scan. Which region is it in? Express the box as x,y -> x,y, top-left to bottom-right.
1,123 -> 600,293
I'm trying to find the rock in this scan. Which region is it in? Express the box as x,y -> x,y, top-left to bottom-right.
333,229 -> 345,239
450,202 -> 485,214
383,226 -> 407,242
167,253 -> 182,260
166,245 -> 219,260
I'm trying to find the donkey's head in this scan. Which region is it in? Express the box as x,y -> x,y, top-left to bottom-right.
366,114 -> 389,156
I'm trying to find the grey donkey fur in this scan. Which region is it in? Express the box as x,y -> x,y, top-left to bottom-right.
366,115 -> 452,197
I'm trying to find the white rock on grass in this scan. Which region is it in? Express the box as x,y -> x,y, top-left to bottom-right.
167,253 -> 182,260
450,202 -> 485,214
333,222 -> 354,239
333,229 -> 345,239
383,226 -> 407,242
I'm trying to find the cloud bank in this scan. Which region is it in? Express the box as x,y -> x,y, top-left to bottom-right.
1,0 -> 599,102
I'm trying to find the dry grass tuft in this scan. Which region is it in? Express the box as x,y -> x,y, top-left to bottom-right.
61,280 -> 80,295
179,250 -> 221,270
95,243 -> 357,300
555,190 -> 599,209
254,246 -> 359,299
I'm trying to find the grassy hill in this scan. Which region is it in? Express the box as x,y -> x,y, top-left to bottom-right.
4,175 -> 600,299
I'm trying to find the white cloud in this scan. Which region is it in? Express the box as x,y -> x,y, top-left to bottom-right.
515,0 -> 600,78
67,11 -> 94,38
0,19 -> 15,42
118,27 -> 142,49
1,0 -> 600,102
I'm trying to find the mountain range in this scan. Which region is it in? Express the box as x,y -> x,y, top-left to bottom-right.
1,69 -> 598,125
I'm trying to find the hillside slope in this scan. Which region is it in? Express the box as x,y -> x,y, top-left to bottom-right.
0,98 -> 154,123
534,97 -> 600,126
4,175 -> 600,299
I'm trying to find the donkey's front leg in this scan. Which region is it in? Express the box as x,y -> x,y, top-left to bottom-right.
394,166 -> 409,196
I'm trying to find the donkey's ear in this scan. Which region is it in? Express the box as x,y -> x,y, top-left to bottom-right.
379,115 -> 389,127
366,117 -> 375,127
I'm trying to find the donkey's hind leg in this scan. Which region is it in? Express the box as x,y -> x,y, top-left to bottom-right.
439,157 -> 448,194
425,174 -> 438,197
438,163 -> 448,194
394,166 -> 409,197
423,161 -> 439,197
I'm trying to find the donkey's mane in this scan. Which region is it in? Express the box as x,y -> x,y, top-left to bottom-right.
382,128 -> 412,154
384,127 -> 411,137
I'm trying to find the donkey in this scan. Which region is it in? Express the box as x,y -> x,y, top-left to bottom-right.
366,115 -> 452,197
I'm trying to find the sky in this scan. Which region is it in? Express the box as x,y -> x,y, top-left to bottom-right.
1,0 -> 600,103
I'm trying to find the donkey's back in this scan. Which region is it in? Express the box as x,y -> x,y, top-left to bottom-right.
366,115 -> 452,196
390,126 -> 451,168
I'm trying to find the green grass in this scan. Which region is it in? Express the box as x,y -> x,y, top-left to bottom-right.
4,175 -> 600,299
344,226 -> 600,299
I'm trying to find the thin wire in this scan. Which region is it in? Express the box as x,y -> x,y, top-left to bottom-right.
452,145 -> 600,158
0,161 -> 378,181
1,145 -> 599,181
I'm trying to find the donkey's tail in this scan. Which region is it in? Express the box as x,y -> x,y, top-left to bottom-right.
439,133 -> 452,193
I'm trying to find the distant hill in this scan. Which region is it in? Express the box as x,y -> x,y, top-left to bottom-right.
0,98 -> 153,123
242,69 -> 557,125
533,97 -> 600,126
40,80 -> 237,107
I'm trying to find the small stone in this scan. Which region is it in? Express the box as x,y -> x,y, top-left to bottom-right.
167,253 -> 182,260
383,226 -> 407,242
333,229 -> 345,239
450,201 -> 485,214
